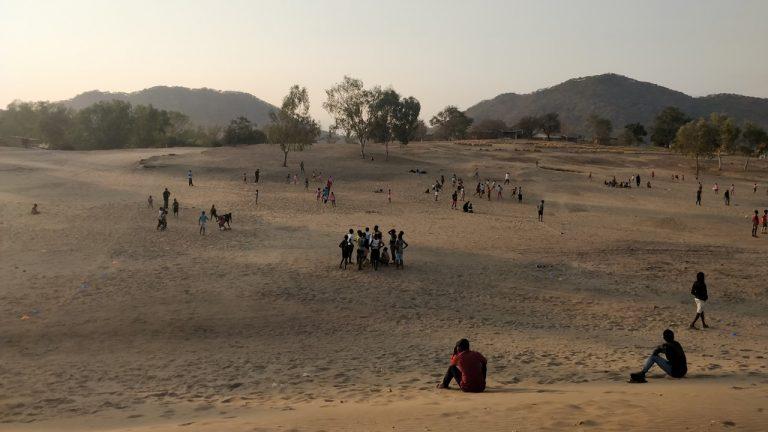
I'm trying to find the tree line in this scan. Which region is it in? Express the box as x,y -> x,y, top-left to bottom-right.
3,85 -> 766,172
0,100 -> 272,150
580,106 -> 768,173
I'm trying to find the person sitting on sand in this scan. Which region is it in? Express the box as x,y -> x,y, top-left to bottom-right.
31,203 -> 40,215
690,272 -> 709,329
157,207 -> 167,231
380,247 -> 390,266
463,201 -> 473,213
630,329 -> 687,383
437,338 -> 487,392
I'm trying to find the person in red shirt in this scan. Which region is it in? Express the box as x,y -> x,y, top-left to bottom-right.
437,338 -> 487,392
752,210 -> 760,237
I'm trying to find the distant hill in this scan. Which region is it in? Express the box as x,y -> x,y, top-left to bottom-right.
61,86 -> 278,127
465,74 -> 768,135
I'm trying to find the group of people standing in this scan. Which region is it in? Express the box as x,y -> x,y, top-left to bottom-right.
339,226 -> 409,271
151,187 -> 179,231
315,175 -> 337,207
431,171 -> 524,212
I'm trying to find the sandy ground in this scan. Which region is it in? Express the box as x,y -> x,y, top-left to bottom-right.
1,141 -> 767,431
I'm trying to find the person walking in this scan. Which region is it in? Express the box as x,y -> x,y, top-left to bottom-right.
451,189 -> 458,209
255,169 -> 260,183
172,198 -> 179,217
147,195 -> 154,208
696,188 -> 702,206
330,191 -> 336,207
243,172 -> 247,183
537,200 -> 545,222
689,272 -> 709,329
504,172 -> 510,185
517,187 -> 522,204
187,170 -> 194,186
255,189 -> 259,205
210,204 -> 218,223
300,160 -> 305,175
724,189 -> 730,206
198,211 -> 208,235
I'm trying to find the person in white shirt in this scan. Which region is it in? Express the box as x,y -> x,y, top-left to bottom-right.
370,234 -> 382,271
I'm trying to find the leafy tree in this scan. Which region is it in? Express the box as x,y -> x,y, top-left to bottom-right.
618,123 -> 647,146
76,100 -> 133,149
131,104 -> 171,148
740,122 -> 768,171
413,120 -> 428,141
223,116 -> 267,145
323,76 -> 376,158
430,106 -> 473,140
672,118 -> 718,178
539,112 -> 561,140
267,85 -> 321,167
709,113 -> 741,171
0,101 -> 39,138
37,103 -> 77,149
514,115 -> 541,139
587,114 -> 612,145
470,119 -> 507,139
392,96 -> 421,146
369,88 -> 401,160
651,107 -> 690,147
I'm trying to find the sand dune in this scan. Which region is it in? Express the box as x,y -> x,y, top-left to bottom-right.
1,141 -> 767,431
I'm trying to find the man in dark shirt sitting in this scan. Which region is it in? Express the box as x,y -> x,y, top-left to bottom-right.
631,329 -> 687,383
437,338 -> 487,392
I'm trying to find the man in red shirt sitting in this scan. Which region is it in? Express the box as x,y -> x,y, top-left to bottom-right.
437,338 -> 487,392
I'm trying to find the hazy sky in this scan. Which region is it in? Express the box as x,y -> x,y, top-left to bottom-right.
2,0 -> 767,126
